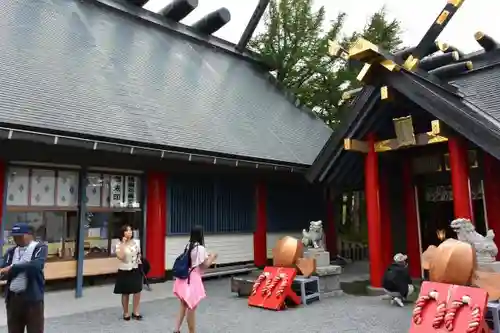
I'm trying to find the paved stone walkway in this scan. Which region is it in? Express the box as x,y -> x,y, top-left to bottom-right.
0,278 -> 413,333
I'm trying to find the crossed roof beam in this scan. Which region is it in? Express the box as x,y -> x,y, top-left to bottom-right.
329,0 -> 470,97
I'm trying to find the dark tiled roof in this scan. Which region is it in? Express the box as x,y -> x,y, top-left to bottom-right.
307,49 -> 500,183
451,64 -> 500,127
0,0 -> 331,165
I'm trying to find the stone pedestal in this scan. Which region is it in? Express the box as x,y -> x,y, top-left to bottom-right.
303,248 -> 342,297
316,265 -> 343,298
304,248 -> 330,267
478,261 -> 500,272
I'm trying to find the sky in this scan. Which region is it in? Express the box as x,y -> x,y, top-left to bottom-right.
144,0 -> 500,54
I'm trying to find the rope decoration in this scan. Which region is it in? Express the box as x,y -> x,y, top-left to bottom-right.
444,297 -> 468,331
261,273 -> 274,296
275,273 -> 289,298
413,291 -> 439,325
265,275 -> 282,297
466,305 -> 481,333
251,272 -> 268,296
443,295 -> 482,333
433,301 -> 447,328
413,290 -> 484,332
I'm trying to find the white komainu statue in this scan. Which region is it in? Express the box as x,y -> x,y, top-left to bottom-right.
450,217 -> 498,264
302,220 -> 324,249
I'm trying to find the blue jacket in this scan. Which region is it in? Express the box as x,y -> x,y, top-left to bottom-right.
1,242 -> 48,302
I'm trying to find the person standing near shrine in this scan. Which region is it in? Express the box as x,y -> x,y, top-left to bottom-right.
114,224 -> 144,320
172,225 -> 218,333
0,223 -> 48,333
382,253 -> 414,307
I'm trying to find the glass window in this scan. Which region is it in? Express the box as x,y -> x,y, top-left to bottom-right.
3,211 -> 78,262
86,173 -> 141,209
84,211 -> 142,259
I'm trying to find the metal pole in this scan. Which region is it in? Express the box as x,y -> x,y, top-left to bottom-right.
75,169 -> 88,298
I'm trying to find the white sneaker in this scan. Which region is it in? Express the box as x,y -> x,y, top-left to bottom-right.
393,297 -> 404,307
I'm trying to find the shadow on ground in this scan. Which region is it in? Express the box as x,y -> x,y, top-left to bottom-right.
0,278 -> 413,333
341,279 -> 422,302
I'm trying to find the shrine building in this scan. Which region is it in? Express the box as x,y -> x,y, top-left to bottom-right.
0,0 -> 332,296
307,28 -> 500,288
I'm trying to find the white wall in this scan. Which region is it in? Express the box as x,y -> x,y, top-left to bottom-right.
266,232 -> 302,259
165,233 -> 254,269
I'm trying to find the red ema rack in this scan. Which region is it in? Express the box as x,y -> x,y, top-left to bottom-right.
410,281 -> 490,333
248,266 -> 301,311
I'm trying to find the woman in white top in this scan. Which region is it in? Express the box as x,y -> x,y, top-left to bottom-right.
114,224 -> 143,321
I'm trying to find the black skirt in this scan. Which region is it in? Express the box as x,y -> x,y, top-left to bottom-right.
114,268 -> 143,295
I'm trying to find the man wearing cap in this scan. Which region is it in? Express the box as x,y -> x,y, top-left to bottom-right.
0,223 -> 48,333
382,253 -> 414,307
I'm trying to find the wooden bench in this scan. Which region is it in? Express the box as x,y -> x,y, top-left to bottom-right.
203,263 -> 256,279
231,271 -> 262,297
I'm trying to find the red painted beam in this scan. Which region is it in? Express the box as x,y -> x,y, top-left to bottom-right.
402,159 -> 421,278
253,182 -> 267,267
146,172 -> 167,279
448,137 -> 473,221
483,153 -> 500,259
379,169 -> 393,269
325,199 -> 337,256
365,133 -> 383,288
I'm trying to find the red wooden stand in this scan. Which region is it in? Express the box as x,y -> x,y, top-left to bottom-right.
409,281 -> 490,333
248,266 -> 301,311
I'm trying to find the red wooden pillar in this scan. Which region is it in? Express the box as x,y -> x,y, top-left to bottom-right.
146,172 -> 167,279
254,182 -> 267,267
402,158 -> 421,278
448,137 -> 473,220
365,133 -> 384,288
483,153 -> 500,259
325,199 -> 337,256
379,170 -> 393,269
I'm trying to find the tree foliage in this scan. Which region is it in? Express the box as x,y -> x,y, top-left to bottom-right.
249,1 -> 403,127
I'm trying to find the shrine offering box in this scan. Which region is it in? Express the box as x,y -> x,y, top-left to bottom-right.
248,266 -> 301,311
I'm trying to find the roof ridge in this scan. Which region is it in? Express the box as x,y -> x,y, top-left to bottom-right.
455,60 -> 500,76
90,0 -> 271,69
263,72 -> 333,127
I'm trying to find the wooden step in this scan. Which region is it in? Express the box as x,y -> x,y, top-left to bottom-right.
203,264 -> 256,278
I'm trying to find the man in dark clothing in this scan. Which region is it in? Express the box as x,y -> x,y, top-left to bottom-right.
0,223 -> 48,333
382,253 -> 414,307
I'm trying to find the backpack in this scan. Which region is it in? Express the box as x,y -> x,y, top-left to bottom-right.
172,244 -> 195,282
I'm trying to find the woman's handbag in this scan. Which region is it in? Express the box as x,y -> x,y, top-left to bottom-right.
139,258 -> 152,291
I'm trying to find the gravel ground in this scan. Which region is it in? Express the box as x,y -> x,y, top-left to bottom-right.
0,279 -> 413,333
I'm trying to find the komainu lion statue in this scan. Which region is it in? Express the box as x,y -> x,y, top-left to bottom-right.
450,217 -> 497,264
302,220 -> 324,249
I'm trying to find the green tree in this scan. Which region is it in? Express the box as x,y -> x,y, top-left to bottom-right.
339,7 -> 404,91
249,2 -> 403,127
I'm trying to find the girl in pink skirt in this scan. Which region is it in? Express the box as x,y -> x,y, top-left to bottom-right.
173,225 -> 217,333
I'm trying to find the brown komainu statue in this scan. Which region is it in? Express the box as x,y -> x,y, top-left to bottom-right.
422,238 -> 500,300
272,236 -> 316,277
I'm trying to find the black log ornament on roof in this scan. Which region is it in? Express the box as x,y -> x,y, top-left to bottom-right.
402,0 -> 465,71
191,7 -> 231,35
123,0 -> 149,6
474,31 -> 500,52
158,0 -> 199,22
328,0 -> 469,86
